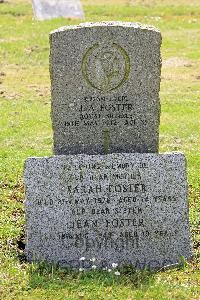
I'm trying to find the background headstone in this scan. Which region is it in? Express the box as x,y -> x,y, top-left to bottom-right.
25,153 -> 191,269
32,0 -> 84,20
50,22 -> 162,155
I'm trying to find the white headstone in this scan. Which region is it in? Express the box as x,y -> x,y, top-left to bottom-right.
32,0 -> 84,20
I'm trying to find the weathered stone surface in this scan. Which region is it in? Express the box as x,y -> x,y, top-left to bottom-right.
25,153 -> 191,269
32,0 -> 84,20
50,22 -> 162,155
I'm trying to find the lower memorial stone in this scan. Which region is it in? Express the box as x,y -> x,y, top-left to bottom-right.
24,153 -> 191,269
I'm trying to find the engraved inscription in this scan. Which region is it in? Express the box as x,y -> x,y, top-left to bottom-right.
34,159 -> 181,253
65,95 -> 148,129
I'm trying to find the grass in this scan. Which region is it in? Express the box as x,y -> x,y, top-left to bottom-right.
0,0 -> 200,299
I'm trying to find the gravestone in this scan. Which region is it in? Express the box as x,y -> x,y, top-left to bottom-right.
25,153 -> 191,269
32,0 -> 84,20
24,22 -> 192,270
50,22 -> 162,155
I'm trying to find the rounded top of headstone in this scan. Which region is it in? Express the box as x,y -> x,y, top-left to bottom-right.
50,21 -> 161,36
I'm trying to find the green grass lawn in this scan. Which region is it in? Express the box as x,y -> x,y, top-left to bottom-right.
0,0 -> 199,299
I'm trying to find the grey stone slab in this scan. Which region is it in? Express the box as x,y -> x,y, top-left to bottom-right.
24,152 -> 192,269
50,22 -> 162,155
32,0 -> 84,20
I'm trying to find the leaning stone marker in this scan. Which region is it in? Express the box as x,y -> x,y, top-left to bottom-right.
50,22 -> 162,155
25,153 -> 191,269
32,0 -> 84,21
